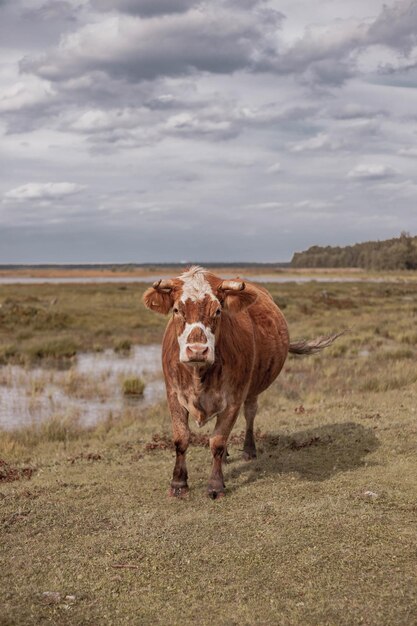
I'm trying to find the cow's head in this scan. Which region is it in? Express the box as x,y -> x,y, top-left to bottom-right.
143,266 -> 257,367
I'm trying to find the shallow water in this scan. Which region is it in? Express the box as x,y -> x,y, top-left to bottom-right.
0,275 -> 412,285
0,344 -> 164,430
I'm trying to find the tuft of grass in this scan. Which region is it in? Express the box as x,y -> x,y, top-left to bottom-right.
356,357 -> 417,392
122,376 -> 145,397
114,338 -> 132,353
383,347 -> 415,360
0,415 -> 86,455
26,338 -> 78,363
399,331 -> 417,345
26,378 -> 47,396
0,432 -> 27,458
328,342 -> 348,357
62,370 -> 111,400
0,344 -> 18,365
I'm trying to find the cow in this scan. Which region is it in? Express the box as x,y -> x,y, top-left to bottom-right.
143,266 -> 341,499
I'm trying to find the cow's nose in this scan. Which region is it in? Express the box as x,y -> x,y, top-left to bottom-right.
186,344 -> 208,360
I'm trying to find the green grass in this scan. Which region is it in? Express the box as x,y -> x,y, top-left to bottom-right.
1,278 -> 417,625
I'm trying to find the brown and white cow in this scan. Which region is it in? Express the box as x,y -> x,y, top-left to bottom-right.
143,266 -> 340,499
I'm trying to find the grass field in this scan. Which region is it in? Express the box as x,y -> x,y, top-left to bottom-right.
1,277 -> 417,625
0,283 -> 167,365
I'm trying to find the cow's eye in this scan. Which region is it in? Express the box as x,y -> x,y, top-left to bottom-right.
215,309 -> 221,316
173,307 -> 179,314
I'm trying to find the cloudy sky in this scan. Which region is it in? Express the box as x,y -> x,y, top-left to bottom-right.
1,0 -> 417,263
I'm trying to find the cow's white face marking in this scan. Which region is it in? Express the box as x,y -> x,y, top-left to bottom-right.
178,322 -> 215,364
179,265 -> 217,303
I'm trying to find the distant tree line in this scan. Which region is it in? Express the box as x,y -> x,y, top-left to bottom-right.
291,232 -> 417,270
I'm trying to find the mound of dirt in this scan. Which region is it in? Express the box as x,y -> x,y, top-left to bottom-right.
0,459 -> 35,483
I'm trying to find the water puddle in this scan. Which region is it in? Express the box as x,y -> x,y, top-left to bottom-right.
0,275 -> 413,285
0,344 -> 164,430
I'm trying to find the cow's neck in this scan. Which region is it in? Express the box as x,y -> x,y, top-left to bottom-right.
189,362 -> 218,388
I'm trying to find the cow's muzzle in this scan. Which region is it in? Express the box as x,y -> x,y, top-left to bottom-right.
184,343 -> 210,363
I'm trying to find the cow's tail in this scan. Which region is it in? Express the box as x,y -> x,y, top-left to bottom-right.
289,330 -> 347,356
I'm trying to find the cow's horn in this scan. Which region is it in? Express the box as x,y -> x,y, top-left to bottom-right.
153,279 -> 175,292
219,280 -> 245,292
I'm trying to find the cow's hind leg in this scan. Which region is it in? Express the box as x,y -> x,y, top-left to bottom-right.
208,407 -> 240,499
243,396 -> 258,461
168,394 -> 190,499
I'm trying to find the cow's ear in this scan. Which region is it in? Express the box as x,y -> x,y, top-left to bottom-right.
217,281 -> 257,315
143,280 -> 175,315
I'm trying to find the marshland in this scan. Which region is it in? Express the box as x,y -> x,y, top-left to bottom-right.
1,273 -> 416,625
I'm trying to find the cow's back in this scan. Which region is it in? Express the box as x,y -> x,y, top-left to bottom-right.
245,283 -> 289,398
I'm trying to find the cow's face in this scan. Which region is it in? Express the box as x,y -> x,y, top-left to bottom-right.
172,294 -> 221,366
143,266 -> 257,367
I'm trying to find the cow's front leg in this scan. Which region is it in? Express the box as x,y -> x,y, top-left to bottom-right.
167,392 -> 190,499
208,406 -> 240,499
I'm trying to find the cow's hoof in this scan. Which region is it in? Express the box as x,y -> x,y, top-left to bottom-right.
242,450 -> 257,461
207,485 -> 225,500
168,485 -> 189,499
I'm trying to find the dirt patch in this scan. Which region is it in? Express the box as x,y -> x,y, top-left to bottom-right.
0,459 -> 35,483
67,452 -> 103,464
362,412 -> 382,420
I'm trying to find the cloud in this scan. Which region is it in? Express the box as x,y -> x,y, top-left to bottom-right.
398,147 -> 417,158
21,6 -> 283,83
347,164 -> 398,180
293,199 -> 334,211
237,103 -> 317,124
266,162 -> 281,174
267,17 -> 367,85
261,1 -> 417,86
4,182 -> 86,201
367,0 -> 417,53
244,201 -> 285,211
374,178 -> 417,198
49,98 -> 318,150
290,133 -> 344,153
164,110 -> 237,140
2,1 -> 417,262
0,78 -> 56,113
68,107 -> 147,133
332,103 -> 386,120
14,0 -> 417,99
23,1 -> 77,22
91,0 -> 198,16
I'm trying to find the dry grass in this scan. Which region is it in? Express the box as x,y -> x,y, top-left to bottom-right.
122,377 -> 145,397
0,283 -> 166,365
61,370 -> 112,401
0,278 -> 417,625
1,277 -> 417,366
3,265 -> 417,280
1,414 -> 85,451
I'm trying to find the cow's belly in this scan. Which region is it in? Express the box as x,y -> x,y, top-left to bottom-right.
247,307 -> 289,397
